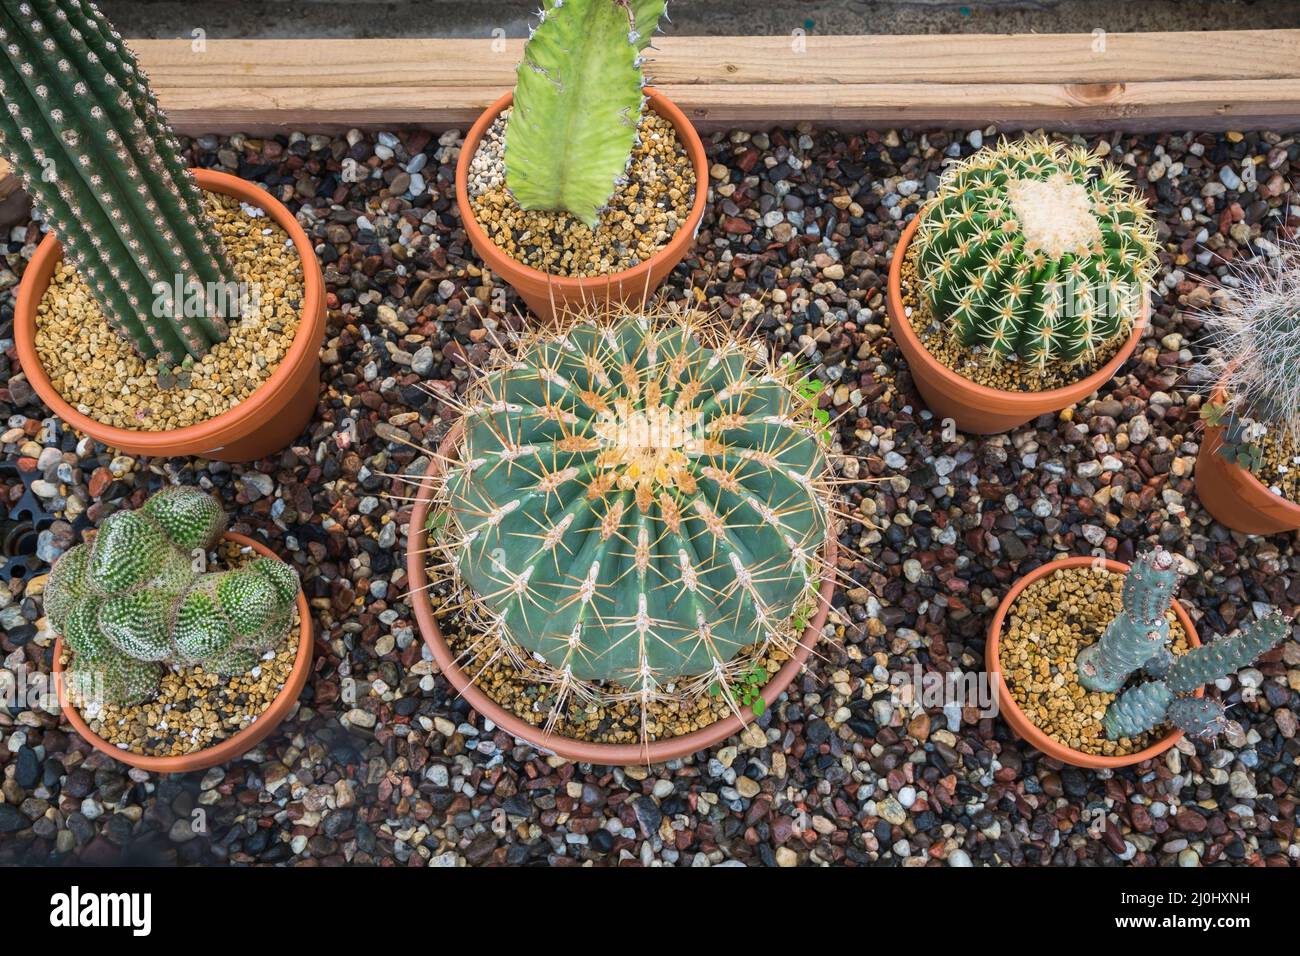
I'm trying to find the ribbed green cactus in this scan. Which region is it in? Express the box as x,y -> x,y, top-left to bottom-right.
913,137 -> 1158,367
1102,612 -> 1289,740
1077,547 -> 1183,693
0,0 -> 240,364
504,0 -> 667,227
46,486 -> 300,707
431,309 -> 835,733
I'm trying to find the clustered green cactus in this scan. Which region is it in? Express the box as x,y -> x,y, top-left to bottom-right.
1069,547 -> 1290,741
913,137 -> 1158,367
505,0 -> 667,226
46,487 -> 300,707
430,308 -> 835,737
1103,612 -> 1289,740
0,0 -> 240,363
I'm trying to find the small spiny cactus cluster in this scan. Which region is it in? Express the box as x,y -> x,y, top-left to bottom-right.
505,0 -> 667,226
1068,547 -> 1290,741
913,137 -> 1158,368
1103,612 -> 1290,740
46,487 -> 300,707
427,306 -> 839,740
1202,240 -> 1300,443
0,0 -> 240,363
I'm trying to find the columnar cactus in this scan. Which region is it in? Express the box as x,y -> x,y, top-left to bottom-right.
505,0 -> 667,226
46,486 -> 300,707
1202,240 -> 1300,440
1103,612 -> 1289,740
913,137 -> 1158,367
0,0 -> 241,363
430,309 -> 836,736
1076,547 -> 1184,693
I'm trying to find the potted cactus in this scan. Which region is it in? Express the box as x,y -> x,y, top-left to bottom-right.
987,547 -> 1289,769
46,487 -> 313,772
886,137 -> 1159,434
405,307 -> 841,763
1195,244 -> 1300,534
455,0 -> 707,321
3,0 -> 325,462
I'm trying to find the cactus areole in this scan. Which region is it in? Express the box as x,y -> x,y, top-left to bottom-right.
428,311 -> 838,734
0,0 -> 240,364
913,138 -> 1158,368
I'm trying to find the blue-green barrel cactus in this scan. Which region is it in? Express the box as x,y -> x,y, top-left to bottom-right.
45,486 -> 300,706
1103,611 -> 1289,740
434,310 -> 835,722
913,137 -> 1158,367
505,0 -> 667,226
1076,546 -> 1183,693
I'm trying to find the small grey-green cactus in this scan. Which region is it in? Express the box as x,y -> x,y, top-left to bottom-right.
0,0 -> 241,363
1102,612 -> 1289,740
46,486 -> 300,707
913,137 -> 1158,367
1077,547 -> 1183,693
505,0 -> 667,227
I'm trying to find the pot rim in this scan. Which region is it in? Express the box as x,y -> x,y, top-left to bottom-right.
53,530 -> 314,773
14,168 -> 325,455
886,211 -> 1148,406
985,555 -> 1203,770
405,424 -> 839,765
1200,387 -> 1300,521
453,87 -> 709,295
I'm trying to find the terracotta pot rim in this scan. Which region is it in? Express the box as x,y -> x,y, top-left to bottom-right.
454,87 -> 709,296
14,168 -> 325,455
53,531 -> 314,774
405,425 -> 838,765
985,556 -> 1203,770
887,212 -> 1147,407
1202,387 -> 1300,522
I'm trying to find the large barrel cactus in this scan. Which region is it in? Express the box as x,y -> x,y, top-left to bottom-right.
432,310 -> 835,728
913,137 -> 1158,367
46,486 -> 300,707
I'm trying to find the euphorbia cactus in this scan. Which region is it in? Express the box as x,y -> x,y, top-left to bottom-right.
0,0 -> 241,363
431,309 -> 836,735
1103,612 -> 1289,740
913,137 -> 1158,367
46,486 -> 299,706
505,0 -> 667,226
1077,546 -> 1183,693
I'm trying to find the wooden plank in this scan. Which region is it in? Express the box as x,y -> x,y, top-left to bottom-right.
128,33 -> 1300,132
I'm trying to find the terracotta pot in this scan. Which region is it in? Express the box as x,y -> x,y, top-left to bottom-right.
455,88 -> 708,322
52,531 -> 314,774
1195,396 -> 1300,535
985,556 -> 1202,770
14,169 -> 326,463
886,213 -> 1148,435
405,427 -> 838,765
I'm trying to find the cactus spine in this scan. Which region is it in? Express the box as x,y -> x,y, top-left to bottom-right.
1102,612 -> 1289,740
0,0 -> 241,364
45,486 -> 300,707
1076,547 -> 1183,693
505,0 -> 667,227
913,137 -> 1158,367
428,308 -> 837,738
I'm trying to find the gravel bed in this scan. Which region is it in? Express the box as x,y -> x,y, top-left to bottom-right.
0,124 -> 1297,867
